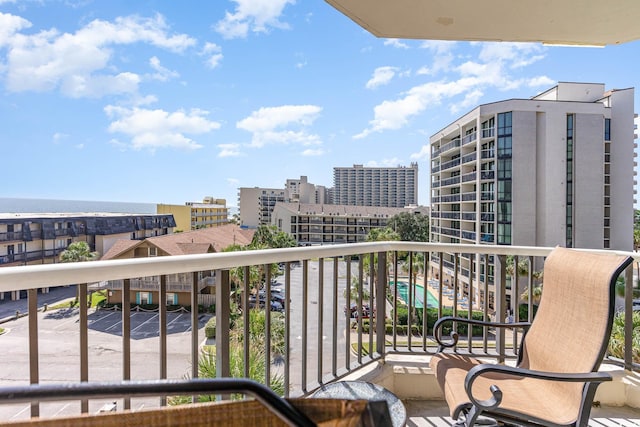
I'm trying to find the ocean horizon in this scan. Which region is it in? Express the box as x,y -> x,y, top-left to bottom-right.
0,197 -> 157,214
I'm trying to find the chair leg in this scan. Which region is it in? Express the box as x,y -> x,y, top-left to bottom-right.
452,407 -> 500,427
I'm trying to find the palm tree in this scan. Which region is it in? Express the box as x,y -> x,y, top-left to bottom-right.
60,241 -> 99,305
59,241 -> 99,262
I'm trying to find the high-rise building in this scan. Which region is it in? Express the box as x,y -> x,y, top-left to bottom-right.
332,163 -> 418,208
285,176 -> 329,204
238,187 -> 289,228
429,82 -> 636,306
239,177 -> 330,228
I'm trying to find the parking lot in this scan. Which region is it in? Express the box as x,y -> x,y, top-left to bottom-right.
0,308 -> 209,421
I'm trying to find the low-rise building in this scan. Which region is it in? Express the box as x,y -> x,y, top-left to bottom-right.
271,202 -> 425,245
0,212 -> 175,301
156,197 -> 229,232
100,224 -> 254,306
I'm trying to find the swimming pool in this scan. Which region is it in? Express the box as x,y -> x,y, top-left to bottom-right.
390,281 -> 438,309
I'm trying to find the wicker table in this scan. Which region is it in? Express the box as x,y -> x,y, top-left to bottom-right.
311,381 -> 406,427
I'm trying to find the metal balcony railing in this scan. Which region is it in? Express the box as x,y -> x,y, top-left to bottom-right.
0,242 -> 637,421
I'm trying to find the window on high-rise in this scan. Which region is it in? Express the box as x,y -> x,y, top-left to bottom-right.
497,112 -> 512,245
566,114 -> 575,247
604,118 -> 611,141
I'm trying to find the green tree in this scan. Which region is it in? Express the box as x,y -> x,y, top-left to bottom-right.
170,309 -> 286,405
60,241 -> 99,305
386,212 -> 430,242
250,225 -> 296,249
59,241 -> 99,262
402,252 -> 425,284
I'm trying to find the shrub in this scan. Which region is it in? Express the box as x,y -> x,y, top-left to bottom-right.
390,306 -> 409,325
204,317 -> 216,339
608,310 -> 640,364
518,303 -> 539,321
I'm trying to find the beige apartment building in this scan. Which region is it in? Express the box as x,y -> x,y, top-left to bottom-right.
332,163 -> 419,208
271,202 -> 425,245
429,82 -> 636,307
157,197 -> 228,232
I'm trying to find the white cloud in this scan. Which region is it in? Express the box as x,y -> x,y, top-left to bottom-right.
384,39 -> 409,49
410,145 -> 430,161
527,76 -> 555,87
301,148 -> 323,156
104,105 -> 221,151
227,178 -> 240,186
218,143 -> 243,157
148,56 -> 179,81
52,132 -> 69,143
0,12 -> 30,48
202,42 -> 223,69
237,104 -> 322,148
366,66 -> 398,89
366,158 -> 403,167
3,13 -> 195,97
214,0 -> 295,39
356,42 -> 549,138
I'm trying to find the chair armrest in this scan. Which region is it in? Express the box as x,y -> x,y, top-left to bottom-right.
463,363 -> 612,411
433,316 -> 531,349
0,378 -> 317,427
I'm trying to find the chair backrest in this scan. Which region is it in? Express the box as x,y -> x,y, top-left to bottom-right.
519,247 -> 631,373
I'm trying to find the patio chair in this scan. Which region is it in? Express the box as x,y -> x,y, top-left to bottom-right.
430,247 -> 632,427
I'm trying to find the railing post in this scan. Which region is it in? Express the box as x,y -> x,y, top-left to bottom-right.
624,265 -> 633,370
495,255 -> 507,363
28,288 -> 39,418
159,275 -> 167,406
122,278 -> 131,410
215,269 -> 230,378
375,251 -> 387,358
191,272 -> 199,383
79,283 -> 88,413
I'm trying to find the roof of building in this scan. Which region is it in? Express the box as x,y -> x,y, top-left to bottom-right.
275,202 -> 419,217
0,212 -> 169,220
101,224 -> 255,260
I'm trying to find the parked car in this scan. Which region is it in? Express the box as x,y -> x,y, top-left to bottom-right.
344,303 -> 372,319
248,295 -> 284,312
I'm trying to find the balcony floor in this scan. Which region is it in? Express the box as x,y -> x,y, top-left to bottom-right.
403,400 -> 640,426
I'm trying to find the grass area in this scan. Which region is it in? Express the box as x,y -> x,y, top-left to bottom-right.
90,290 -> 107,307
0,327 -> 5,335
47,289 -> 107,310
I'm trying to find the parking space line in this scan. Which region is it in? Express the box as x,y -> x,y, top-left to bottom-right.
131,314 -> 158,333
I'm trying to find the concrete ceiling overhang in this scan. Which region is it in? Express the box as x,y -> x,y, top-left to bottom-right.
325,0 -> 640,46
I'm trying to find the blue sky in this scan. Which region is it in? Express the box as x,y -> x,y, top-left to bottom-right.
1,0 -> 638,209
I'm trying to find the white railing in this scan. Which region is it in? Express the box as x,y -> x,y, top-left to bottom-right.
0,242 -> 637,419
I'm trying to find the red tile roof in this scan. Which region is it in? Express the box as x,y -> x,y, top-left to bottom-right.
101,224 -> 255,260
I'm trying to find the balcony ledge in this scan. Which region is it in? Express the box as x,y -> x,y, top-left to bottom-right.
339,354 -> 640,409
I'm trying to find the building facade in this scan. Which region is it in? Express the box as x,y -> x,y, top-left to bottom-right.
429,82 -> 636,308
285,176 -> 329,204
332,163 -> 419,208
238,187 -> 289,228
0,212 -> 176,300
101,224 -> 254,307
157,197 -> 229,232
271,202 -> 420,245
